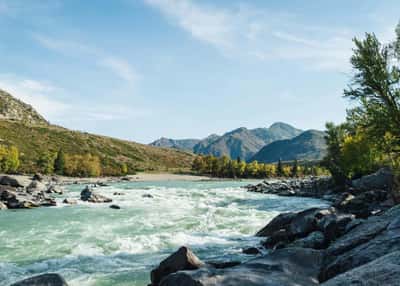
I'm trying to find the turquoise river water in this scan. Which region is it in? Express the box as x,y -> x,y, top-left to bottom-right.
0,180 -> 329,286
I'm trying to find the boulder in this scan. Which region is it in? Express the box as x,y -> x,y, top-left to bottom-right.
32,173 -> 44,182
63,198 -> 77,205
142,194 -> 154,198
207,260 -> 241,269
80,186 -> 112,203
27,180 -> 47,193
0,201 -> 7,209
262,229 -> 293,249
160,248 -> 323,286
352,167 -> 393,191
289,208 -> 320,238
46,185 -> 63,195
113,192 -> 125,196
10,273 -> 68,286
256,212 -> 296,237
151,246 -> 204,285
289,231 -> 326,249
0,175 -> 26,188
110,204 -> 121,209
319,205 -> 400,282
242,247 -> 261,255
321,251 -> 400,286
317,213 -> 354,242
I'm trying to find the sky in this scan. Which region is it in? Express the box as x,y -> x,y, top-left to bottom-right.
0,0 -> 399,143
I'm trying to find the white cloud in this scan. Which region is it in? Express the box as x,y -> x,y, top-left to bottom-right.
144,0 -> 357,72
0,75 -> 69,118
33,34 -> 139,85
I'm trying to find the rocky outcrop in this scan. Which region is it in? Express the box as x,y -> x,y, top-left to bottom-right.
10,273 -> 68,286
321,251 -> 400,286
246,176 -> 336,200
150,246 -> 204,286
158,248 -> 323,286
352,167 -> 393,191
80,186 -> 112,203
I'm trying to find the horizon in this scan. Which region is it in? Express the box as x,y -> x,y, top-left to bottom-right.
1,0 -> 399,144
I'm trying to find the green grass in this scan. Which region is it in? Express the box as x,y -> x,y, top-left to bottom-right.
0,120 -> 194,175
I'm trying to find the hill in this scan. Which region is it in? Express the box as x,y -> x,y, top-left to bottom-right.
149,137 -> 200,152
250,130 -> 327,163
0,89 -> 48,125
0,89 -> 194,175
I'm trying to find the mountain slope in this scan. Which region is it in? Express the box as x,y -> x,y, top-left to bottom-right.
193,123 -> 303,161
0,89 -> 48,125
250,130 -> 327,163
149,137 -> 200,152
0,89 -> 194,174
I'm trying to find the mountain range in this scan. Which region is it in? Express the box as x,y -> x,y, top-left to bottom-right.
150,123 -> 327,163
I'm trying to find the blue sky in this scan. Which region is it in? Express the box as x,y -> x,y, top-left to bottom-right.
0,0 -> 399,143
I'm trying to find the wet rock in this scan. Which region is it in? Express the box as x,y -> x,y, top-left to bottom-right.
0,201 -> 7,209
352,167 -> 393,191
242,247 -> 261,255
207,260 -> 241,269
0,175 -> 26,188
63,198 -> 77,204
46,185 -> 63,195
32,173 -> 44,182
151,246 -> 204,286
110,204 -> 121,209
262,229 -> 293,249
289,231 -> 326,249
256,212 -> 296,237
27,180 -> 47,193
317,213 -> 354,242
319,205 -> 400,282
142,194 -> 154,198
80,186 -> 112,203
10,273 -> 68,286
160,248 -> 323,286
113,192 -> 125,196
321,251 -> 400,286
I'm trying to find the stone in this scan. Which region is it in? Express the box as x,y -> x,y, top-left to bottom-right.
289,231 -> 326,249
80,186 -> 112,203
32,173 -> 44,182
288,208 -> 320,238
63,198 -> 77,205
242,247 -> 261,255
352,167 -> 393,191
110,204 -> 121,209
256,212 -> 296,237
321,251 -> 400,286
317,213 -> 354,242
142,194 -> 154,198
160,248 -> 323,286
46,185 -> 63,195
27,180 -> 47,193
10,273 -> 68,286
113,192 -> 125,196
262,229 -> 293,249
151,246 -> 204,285
207,261 -> 241,269
0,201 -> 7,209
0,175 -> 25,188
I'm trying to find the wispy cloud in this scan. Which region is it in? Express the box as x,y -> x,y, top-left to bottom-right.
33,34 -> 139,85
144,0 -> 357,72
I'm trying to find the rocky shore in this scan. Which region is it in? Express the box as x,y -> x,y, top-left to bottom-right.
6,168 -> 400,285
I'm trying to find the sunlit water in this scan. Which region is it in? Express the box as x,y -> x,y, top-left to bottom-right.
0,180 -> 329,286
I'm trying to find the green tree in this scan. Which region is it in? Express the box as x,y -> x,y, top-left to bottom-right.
290,159 -> 299,177
37,152 -> 55,174
54,149 -> 66,175
276,159 -> 284,177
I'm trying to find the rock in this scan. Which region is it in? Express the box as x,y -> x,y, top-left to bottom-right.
46,185 -> 63,195
317,213 -> 354,242
113,192 -> 125,196
142,194 -> 154,198
289,208 -> 320,238
121,177 -> 130,181
80,186 -> 112,203
63,198 -> 77,204
289,231 -> 326,249
319,205 -> 400,282
0,175 -> 26,188
150,246 -> 204,285
242,247 -> 261,255
0,201 -> 7,209
352,167 -> 393,191
262,229 -> 293,249
256,212 -> 296,237
321,251 -> 400,286
110,204 -> 121,209
27,180 -> 47,193
160,248 -> 323,286
32,173 -> 44,182
207,260 -> 241,269
10,273 -> 68,286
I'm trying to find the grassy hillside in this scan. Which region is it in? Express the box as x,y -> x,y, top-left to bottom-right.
0,120 -> 194,175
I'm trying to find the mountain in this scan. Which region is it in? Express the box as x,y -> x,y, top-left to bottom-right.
0,89 -> 48,125
149,137 -> 200,152
193,122 -> 303,161
250,130 -> 327,163
0,89 -> 194,174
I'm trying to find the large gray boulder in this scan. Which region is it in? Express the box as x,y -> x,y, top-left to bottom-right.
0,175 -> 27,188
321,251 -> 400,286
289,231 -> 326,249
256,212 -> 296,237
352,167 -> 393,191
10,273 -> 68,286
151,246 -> 204,285
160,248 -> 323,286
319,205 -> 400,282
80,186 -> 112,203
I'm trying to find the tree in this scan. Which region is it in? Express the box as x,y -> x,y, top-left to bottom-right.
54,149 -> 66,175
290,159 -> 299,177
37,152 -> 55,174
276,159 -> 284,177
0,145 -> 20,173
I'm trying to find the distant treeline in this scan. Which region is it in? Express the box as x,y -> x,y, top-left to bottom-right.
192,155 -> 328,179
0,145 -> 130,177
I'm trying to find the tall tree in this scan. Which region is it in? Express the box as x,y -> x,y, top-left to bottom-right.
276,159 -> 284,177
54,149 -> 66,175
290,159 -> 299,177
